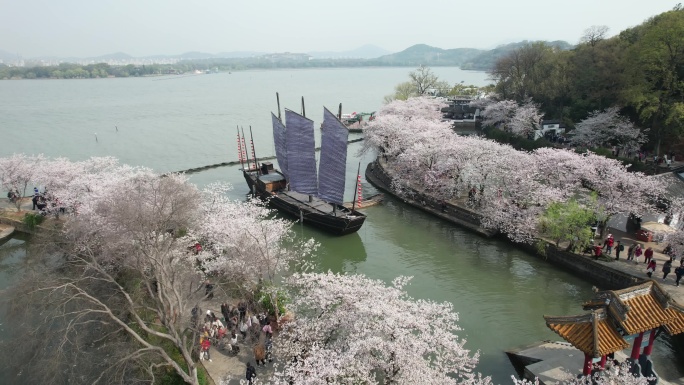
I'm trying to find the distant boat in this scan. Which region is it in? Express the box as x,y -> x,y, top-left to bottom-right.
340,111 -> 376,133
241,99 -> 366,235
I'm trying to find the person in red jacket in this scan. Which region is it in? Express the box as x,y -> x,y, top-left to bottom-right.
647,259 -> 657,278
593,243 -> 603,260
201,336 -> 212,362
604,234 -> 614,254
644,247 -> 654,264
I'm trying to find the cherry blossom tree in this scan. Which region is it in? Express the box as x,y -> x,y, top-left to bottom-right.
363,97 -> 669,243
664,228 -> 684,257
39,172 -> 209,385
480,99 -> 518,130
32,156 -> 140,215
508,101 -> 543,138
478,98 -> 543,138
468,95 -> 497,111
270,272 -> 492,385
570,107 -> 647,154
195,182 -> 317,317
0,155 -> 314,385
0,153 -> 44,211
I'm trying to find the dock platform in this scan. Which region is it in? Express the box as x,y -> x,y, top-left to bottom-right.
506,341 -> 680,385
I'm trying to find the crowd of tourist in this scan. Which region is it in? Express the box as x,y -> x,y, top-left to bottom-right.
591,233 -> 684,287
193,296 -> 276,384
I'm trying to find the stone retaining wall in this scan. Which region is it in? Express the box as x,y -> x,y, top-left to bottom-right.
365,159 -> 496,237
524,243 -> 644,289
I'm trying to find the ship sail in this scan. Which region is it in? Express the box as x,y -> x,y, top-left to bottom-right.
271,113 -> 288,179
318,107 -> 349,205
285,109 -> 318,195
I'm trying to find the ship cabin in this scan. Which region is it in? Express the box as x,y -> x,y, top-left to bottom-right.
255,162 -> 287,193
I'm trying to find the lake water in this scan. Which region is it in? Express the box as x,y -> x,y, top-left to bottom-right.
1,67 -> 682,383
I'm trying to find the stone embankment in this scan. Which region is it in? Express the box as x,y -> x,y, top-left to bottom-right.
0,223 -> 14,241
365,159 -> 496,238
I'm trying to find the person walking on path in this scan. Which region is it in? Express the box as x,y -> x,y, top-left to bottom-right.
32,189 -> 40,210
644,247 -> 654,264
662,259 -> 673,280
627,243 -> 636,261
200,335 -> 212,362
647,260 -> 657,278
675,264 -> 684,287
245,362 -> 257,384
635,244 -> 643,263
238,300 -> 247,322
221,302 -> 230,324
604,234 -> 614,255
254,343 -> 267,366
615,241 -> 624,260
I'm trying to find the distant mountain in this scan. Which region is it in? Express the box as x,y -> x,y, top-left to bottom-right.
461,40 -> 573,71
371,44 -> 483,66
308,44 -> 392,59
2,40 -> 573,70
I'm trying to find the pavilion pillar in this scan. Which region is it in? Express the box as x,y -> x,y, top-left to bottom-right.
583,353 -> 593,376
599,355 -> 607,369
642,328 -> 657,357
630,332 -> 644,360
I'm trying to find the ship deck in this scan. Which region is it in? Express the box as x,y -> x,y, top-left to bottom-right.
278,190 -> 351,217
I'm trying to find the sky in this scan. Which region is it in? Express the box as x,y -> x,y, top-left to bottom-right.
0,0 -> 678,58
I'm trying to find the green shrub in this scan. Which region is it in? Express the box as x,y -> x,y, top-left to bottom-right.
257,286 -> 288,316
22,212 -> 45,230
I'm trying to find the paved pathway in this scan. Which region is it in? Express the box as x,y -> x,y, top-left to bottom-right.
0,223 -> 14,241
200,301 -> 276,385
0,196 -> 33,213
593,227 -> 684,305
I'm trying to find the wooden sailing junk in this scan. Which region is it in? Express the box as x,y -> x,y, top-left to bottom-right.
241,98 -> 367,235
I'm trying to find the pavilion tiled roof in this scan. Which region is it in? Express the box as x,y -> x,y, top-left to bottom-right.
548,281 -> 684,358
602,281 -> 678,335
545,310 -> 629,357
663,303 -> 684,335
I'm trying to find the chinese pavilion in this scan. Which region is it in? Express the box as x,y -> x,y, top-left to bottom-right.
544,281 -> 684,378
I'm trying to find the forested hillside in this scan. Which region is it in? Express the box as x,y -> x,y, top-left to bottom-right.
489,6 -> 684,155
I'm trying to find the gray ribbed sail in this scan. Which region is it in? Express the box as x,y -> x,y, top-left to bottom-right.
271,113 -> 288,179
318,108 -> 349,205
285,109 -> 318,195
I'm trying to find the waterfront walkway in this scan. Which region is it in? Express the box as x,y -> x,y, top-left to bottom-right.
593,227 -> 684,304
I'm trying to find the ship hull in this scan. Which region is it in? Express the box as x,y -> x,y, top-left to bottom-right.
243,170 -> 366,236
